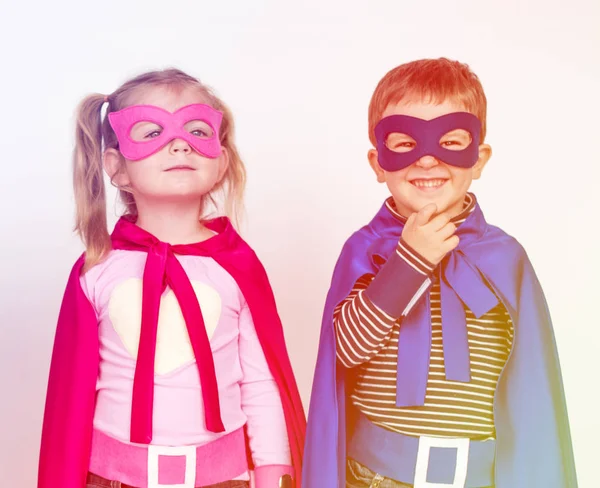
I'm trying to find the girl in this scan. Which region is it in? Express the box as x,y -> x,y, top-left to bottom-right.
38,69 -> 305,488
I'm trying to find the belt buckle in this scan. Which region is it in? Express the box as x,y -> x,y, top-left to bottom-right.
413,436 -> 469,488
148,444 -> 197,488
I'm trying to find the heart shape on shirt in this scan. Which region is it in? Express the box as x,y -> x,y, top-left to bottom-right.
108,278 -> 222,375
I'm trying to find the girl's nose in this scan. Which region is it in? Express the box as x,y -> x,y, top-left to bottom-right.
170,139 -> 192,154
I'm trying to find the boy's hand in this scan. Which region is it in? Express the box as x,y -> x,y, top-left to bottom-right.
401,203 -> 459,266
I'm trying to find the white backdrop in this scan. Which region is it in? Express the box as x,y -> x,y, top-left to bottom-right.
0,1 -> 598,486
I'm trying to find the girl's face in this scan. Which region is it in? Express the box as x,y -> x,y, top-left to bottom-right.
104,85 -> 229,206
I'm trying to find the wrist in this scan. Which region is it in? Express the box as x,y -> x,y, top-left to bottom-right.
364,249 -> 432,318
398,237 -> 437,272
253,464 -> 294,488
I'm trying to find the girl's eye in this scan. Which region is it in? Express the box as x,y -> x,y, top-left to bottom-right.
129,122 -> 164,141
184,120 -> 213,138
145,130 -> 162,139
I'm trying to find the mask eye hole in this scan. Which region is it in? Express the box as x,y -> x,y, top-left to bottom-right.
439,129 -> 472,151
129,121 -> 163,141
184,120 -> 214,139
385,132 -> 416,153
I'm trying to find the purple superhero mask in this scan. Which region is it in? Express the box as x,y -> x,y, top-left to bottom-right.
108,104 -> 223,161
374,112 -> 481,171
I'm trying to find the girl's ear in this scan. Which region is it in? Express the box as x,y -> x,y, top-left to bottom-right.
104,149 -> 130,187
216,148 -> 230,182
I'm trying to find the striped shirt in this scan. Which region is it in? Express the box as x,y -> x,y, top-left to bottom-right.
334,195 -> 513,440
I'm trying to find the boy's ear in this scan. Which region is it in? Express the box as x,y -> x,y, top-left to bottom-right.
368,149 -> 386,183
472,143 -> 492,180
103,148 -> 130,188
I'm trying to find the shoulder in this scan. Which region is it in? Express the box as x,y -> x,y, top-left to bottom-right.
208,216 -> 263,263
215,229 -> 274,292
81,249 -> 145,281
468,221 -> 536,282
334,200 -> 395,257
78,249 -> 146,305
482,223 -> 529,260
334,232 -> 370,276
325,225 -> 382,293
339,223 -> 382,260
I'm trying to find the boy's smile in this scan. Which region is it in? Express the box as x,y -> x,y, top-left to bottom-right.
410,178 -> 448,191
368,98 -> 491,218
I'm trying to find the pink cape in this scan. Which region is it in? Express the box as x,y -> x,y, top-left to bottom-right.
38,217 -> 306,487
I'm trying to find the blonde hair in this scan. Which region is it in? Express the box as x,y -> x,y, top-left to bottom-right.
368,58 -> 488,146
73,68 -> 246,270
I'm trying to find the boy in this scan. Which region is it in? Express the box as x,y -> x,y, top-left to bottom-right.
302,58 -> 577,487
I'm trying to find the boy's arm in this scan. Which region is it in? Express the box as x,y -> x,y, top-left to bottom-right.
334,238 -> 434,368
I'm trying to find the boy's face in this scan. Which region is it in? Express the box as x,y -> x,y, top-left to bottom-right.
368,98 -> 491,219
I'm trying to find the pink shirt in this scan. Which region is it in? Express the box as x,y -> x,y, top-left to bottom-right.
80,249 -> 291,468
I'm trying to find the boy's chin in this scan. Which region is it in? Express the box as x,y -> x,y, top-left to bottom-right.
392,187 -> 468,218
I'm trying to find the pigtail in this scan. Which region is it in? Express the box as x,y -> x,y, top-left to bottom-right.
214,100 -> 246,229
72,93 -> 111,271
195,89 -> 246,230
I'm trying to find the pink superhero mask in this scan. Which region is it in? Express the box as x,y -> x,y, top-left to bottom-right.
108,104 -> 223,161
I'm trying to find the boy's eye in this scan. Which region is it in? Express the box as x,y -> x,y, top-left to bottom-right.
385,133 -> 417,153
439,129 -> 472,150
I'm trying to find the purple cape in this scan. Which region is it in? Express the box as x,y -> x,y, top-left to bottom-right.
302,198 -> 577,487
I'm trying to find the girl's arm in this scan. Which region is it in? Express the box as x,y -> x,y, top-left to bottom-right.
238,303 -> 294,488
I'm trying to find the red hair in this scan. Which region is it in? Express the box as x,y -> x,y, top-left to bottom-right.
368,58 -> 487,145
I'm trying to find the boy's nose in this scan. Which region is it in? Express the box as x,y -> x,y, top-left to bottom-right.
415,154 -> 439,169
